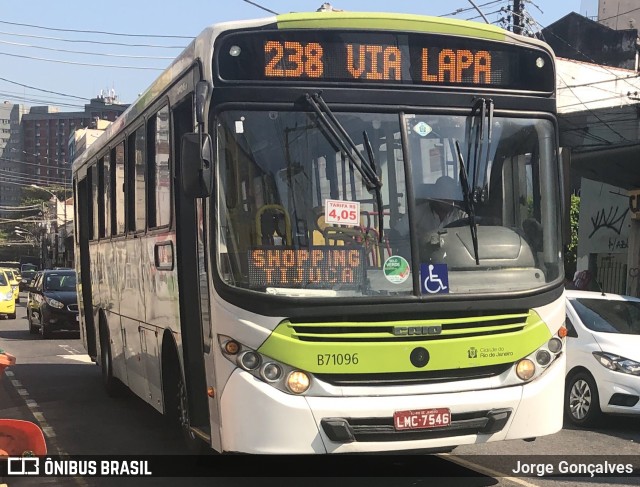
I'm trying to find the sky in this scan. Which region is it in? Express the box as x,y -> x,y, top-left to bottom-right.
0,0 -> 597,110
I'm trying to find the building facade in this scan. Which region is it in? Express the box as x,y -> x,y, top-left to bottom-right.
20,94 -> 128,194
0,102 -> 28,215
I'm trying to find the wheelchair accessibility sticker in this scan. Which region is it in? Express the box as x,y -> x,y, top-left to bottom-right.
420,264 -> 449,294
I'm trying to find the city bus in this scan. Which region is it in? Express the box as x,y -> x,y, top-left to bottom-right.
72,8 -> 567,454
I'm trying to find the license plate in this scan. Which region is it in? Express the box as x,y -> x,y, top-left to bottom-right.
393,408 -> 451,431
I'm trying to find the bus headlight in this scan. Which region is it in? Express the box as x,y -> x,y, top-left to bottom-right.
239,351 -> 261,371
516,359 -> 535,380
218,334 -> 314,395
261,363 -> 282,382
535,350 -> 551,366
547,337 -> 563,353
287,371 -> 310,394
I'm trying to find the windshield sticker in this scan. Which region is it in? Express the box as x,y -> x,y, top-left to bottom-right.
325,199 -> 361,226
248,246 -> 364,289
413,122 -> 432,137
420,263 -> 449,294
383,256 -> 411,284
235,119 -> 244,134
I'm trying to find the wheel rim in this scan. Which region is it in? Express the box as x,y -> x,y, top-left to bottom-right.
177,376 -> 195,440
569,378 -> 592,420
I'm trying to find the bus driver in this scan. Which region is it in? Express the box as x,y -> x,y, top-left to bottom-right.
397,175 -> 467,238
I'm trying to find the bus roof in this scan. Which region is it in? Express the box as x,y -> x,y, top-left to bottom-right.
72,10 -> 555,175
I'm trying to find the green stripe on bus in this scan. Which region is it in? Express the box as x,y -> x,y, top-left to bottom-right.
275,12 -> 506,41
257,311 -> 552,373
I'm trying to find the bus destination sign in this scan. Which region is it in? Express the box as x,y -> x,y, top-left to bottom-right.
248,247 -> 364,289
217,31 -> 554,92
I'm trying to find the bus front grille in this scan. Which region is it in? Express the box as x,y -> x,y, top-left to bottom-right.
315,363 -> 512,386
288,313 -> 530,343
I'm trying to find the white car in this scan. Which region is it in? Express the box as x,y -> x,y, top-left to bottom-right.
564,290 -> 640,426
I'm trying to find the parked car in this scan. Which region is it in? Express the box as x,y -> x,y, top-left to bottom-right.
564,290 -> 640,426
0,270 -> 16,319
0,268 -> 20,304
26,269 -> 79,338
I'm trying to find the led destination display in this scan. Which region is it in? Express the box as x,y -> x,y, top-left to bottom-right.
217,30 -> 554,91
248,247 -> 364,289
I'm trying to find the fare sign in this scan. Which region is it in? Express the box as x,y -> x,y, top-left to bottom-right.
393,408 -> 451,431
324,199 -> 360,226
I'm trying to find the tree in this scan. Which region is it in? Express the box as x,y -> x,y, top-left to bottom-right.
565,194 -> 580,280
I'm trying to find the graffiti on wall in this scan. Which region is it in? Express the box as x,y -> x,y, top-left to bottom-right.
578,178 -> 630,256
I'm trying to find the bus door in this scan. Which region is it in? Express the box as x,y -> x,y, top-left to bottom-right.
171,94 -> 212,441
75,176 -> 97,359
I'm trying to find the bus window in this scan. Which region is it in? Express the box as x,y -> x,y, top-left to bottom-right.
127,126 -> 146,232
148,105 -> 171,228
115,142 -> 125,235
103,152 -> 112,238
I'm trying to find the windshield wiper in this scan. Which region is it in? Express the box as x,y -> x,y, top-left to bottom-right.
363,130 -> 384,241
306,92 -> 384,241
468,97 -> 494,203
454,140 -> 480,265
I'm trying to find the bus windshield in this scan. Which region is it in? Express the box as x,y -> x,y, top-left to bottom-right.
216,109 -> 562,298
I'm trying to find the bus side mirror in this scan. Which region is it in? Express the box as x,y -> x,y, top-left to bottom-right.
181,132 -> 214,198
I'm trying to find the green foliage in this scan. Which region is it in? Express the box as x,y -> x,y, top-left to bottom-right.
565,194 -> 580,279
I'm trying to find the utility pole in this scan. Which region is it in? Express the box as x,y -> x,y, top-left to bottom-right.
512,0 -> 524,35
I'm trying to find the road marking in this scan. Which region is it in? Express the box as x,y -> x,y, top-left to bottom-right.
57,354 -> 93,363
3,361 -> 90,487
59,344 -> 81,355
440,453 -> 541,487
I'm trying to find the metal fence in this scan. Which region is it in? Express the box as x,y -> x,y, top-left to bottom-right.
596,259 -> 628,295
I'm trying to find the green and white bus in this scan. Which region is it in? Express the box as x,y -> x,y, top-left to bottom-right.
73,8 -> 567,454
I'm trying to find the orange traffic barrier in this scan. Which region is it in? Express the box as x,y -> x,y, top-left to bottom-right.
0,419 -> 47,457
0,351 -> 15,378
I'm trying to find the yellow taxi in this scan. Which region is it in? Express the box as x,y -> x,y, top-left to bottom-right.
0,268 -> 19,304
0,270 -> 16,319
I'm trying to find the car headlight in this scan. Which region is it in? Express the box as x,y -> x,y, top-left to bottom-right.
44,297 -> 65,309
218,334 -> 312,395
11,285 -> 18,292
1,292 -> 13,301
593,352 -> 640,376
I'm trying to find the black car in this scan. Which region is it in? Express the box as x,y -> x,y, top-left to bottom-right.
26,269 -> 79,338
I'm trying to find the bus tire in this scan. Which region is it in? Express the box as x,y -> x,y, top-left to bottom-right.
565,371 -> 601,427
100,320 -> 123,397
163,351 -> 206,453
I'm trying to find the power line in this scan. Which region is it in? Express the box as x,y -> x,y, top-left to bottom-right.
242,0 -> 279,15
438,0 -> 504,18
557,72 -> 631,143
0,39 -> 175,60
0,76 -> 89,101
0,50 -> 164,70
0,29 -> 186,49
0,19 -> 193,39
597,6 -> 640,24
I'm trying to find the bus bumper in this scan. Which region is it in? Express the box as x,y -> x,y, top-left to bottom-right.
219,353 -> 565,454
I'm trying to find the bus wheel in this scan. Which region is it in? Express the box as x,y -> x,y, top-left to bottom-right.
100,323 -> 123,397
164,359 -> 206,453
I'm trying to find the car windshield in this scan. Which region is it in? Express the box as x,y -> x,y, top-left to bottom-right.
44,273 -> 76,292
570,297 -> 640,335
0,274 -> 6,286
216,109 -> 562,298
3,270 -> 15,280
22,264 -> 37,271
